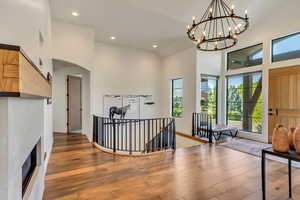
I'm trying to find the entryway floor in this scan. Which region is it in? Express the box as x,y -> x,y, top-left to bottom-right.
44,133 -> 300,200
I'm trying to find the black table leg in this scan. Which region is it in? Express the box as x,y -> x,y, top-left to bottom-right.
208,130 -> 213,143
288,159 -> 292,199
262,151 -> 266,200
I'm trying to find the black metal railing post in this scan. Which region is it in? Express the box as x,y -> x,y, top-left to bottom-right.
192,113 -> 195,136
112,119 -> 116,153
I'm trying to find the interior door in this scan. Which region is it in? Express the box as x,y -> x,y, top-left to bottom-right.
268,66 -> 300,143
67,76 -> 82,133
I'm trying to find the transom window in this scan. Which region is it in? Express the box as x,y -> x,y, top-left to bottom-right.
227,43 -> 263,70
200,75 -> 218,123
226,72 -> 263,134
272,32 -> 300,62
171,79 -> 183,118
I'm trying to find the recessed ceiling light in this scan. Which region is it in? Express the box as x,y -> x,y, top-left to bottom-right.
72,12 -> 79,16
153,45 -> 158,48
110,36 -> 116,40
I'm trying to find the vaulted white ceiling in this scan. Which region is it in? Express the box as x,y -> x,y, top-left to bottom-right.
50,0 -> 284,57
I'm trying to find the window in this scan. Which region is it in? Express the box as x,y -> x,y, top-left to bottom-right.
227,44 -> 263,70
272,32 -> 300,62
200,75 -> 218,123
226,72 -> 263,133
172,79 -> 183,118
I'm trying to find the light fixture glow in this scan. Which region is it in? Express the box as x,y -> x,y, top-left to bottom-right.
110,36 -> 116,40
153,45 -> 158,48
72,12 -> 79,16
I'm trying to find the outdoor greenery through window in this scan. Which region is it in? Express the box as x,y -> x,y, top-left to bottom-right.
172,79 -> 183,118
227,72 -> 263,133
227,44 -> 263,70
200,75 -> 218,123
272,32 -> 300,62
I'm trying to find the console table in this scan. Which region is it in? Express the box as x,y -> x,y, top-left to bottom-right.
261,147 -> 300,200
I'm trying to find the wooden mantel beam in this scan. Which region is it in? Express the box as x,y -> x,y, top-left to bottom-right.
0,44 -> 51,98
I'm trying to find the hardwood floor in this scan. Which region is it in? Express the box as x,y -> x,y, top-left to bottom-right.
44,133 -> 300,200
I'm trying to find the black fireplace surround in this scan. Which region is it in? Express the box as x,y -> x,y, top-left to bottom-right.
22,144 -> 37,197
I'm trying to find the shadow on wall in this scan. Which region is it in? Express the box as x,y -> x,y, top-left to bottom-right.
52,59 -> 92,140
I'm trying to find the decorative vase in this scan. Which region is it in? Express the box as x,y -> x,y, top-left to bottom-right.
294,126 -> 300,153
288,127 -> 296,150
272,125 -> 289,153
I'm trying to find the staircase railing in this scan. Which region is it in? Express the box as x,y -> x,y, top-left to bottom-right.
192,112 -> 213,143
93,116 -> 176,155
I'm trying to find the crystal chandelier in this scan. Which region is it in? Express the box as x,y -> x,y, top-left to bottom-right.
187,0 -> 249,51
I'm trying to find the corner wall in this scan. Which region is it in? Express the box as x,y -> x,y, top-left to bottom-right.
161,48 -> 197,134
91,43 -> 162,119
0,0 -> 53,199
52,21 -> 95,71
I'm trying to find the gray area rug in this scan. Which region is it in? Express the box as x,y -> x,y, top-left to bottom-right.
219,138 -> 300,168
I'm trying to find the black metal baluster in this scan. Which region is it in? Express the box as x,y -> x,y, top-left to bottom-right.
125,120 -> 128,151
134,120 -> 137,152
139,120 -> 141,152
129,120 -> 132,155
147,120 -> 150,153
143,120 -> 146,153
113,119 -> 116,152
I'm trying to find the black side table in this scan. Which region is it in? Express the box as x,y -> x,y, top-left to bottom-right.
262,147 -> 300,200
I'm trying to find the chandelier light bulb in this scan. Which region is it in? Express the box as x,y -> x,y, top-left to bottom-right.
245,9 -> 248,18
231,5 -> 235,15
187,25 -> 190,30
192,16 -> 196,25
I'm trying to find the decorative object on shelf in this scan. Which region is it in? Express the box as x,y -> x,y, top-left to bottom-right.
294,126 -> 300,153
288,127 -> 296,150
186,0 -> 249,51
46,72 -> 52,105
272,124 -> 289,153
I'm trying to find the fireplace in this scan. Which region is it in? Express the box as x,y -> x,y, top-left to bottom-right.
22,144 -> 37,197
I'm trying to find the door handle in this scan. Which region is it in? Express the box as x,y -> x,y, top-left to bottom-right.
268,108 -> 275,116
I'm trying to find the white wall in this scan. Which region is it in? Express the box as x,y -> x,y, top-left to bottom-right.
52,21 -> 95,71
161,48 -> 197,134
196,51 -> 222,122
221,1 -> 300,142
53,63 -> 91,137
0,0 -> 53,199
92,43 -> 162,121
0,98 -> 45,200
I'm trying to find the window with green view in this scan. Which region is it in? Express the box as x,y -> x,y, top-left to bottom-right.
200,75 -> 218,123
226,72 -> 263,133
172,79 -> 183,118
227,44 -> 263,70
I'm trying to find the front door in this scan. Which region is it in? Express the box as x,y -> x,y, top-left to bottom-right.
268,66 -> 300,143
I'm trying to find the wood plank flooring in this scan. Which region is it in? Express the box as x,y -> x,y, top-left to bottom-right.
44,133 -> 300,200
